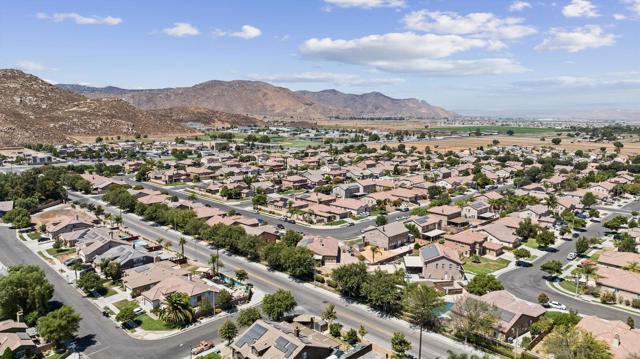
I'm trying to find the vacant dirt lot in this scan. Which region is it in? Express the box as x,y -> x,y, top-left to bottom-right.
371,135 -> 640,155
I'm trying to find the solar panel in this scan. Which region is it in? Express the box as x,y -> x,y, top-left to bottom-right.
499,309 -> 516,323
421,245 -> 439,260
236,324 -> 268,347
274,336 -> 298,358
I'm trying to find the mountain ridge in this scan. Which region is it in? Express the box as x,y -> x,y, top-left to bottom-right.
58,80 -> 455,120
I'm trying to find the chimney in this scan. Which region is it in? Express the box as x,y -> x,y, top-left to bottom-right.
294,326 -> 300,338
614,334 -> 621,347
16,309 -> 23,323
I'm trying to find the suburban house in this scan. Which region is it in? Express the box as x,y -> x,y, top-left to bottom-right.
122,261 -> 190,296
404,243 -> 464,294
60,226 -> 113,247
404,215 -> 443,240
363,222 -> 411,250
428,205 -> 463,226
93,245 -> 155,270
330,198 -> 370,216
231,320 -> 336,359
297,235 -> 340,264
474,290 -> 546,341
595,265 -> 640,301
577,315 -> 640,359
281,175 -> 309,190
46,216 -> 94,239
597,250 -> 640,269
332,183 -> 361,198
242,225 -> 279,243
140,275 -> 219,311
78,237 -> 129,263
462,201 -> 492,220
478,223 -> 520,249
0,320 -> 36,358
444,230 -> 488,256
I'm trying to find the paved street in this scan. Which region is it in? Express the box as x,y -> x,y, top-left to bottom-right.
59,192 -> 482,358
500,202 -> 640,323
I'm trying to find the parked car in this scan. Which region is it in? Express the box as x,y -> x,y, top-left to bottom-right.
548,301 -> 567,310
347,222 -> 355,227
133,307 -> 145,316
191,340 -> 215,355
566,252 -> 577,260
276,224 -> 285,230
64,257 -> 82,267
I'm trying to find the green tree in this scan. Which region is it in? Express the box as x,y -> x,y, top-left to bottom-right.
543,326 -> 613,359
217,289 -> 234,311
2,208 -> 31,229
77,271 -> 104,294
575,237 -> 590,255
329,322 -> 343,337
235,269 -> 248,282
369,245 -> 381,263
236,308 -> 261,327
218,320 -> 238,345
466,274 -> 503,295
403,284 -> 444,359
627,316 -> 635,329
362,269 -> 404,314
536,228 -> 556,248
331,262 -> 368,298
513,248 -> 531,261
1,348 -> 14,359
178,237 -> 186,257
343,328 -> 359,345
36,305 -> 81,346
541,260 -> 563,279
515,218 -> 538,240
551,138 -> 562,145
391,332 -> 412,359
538,293 -> 549,306
281,229 -> 303,247
252,193 -> 267,208
616,233 -> 637,253
0,265 -> 54,319
261,289 -> 296,321
115,303 -> 137,323
451,296 -> 498,344
375,215 -> 388,226
159,292 -> 194,327
581,192 -> 597,208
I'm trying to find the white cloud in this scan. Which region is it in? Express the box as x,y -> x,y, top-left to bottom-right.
16,60 -> 47,72
613,13 -> 627,20
213,25 -> 262,39
230,25 -> 262,39
36,12 -> 122,25
624,0 -> 640,15
162,22 -> 200,37
511,76 -> 640,90
301,32 -> 489,61
403,10 -> 536,40
251,72 -> 404,86
509,1 -> 532,12
562,0 -> 599,18
535,25 -> 615,52
323,0 -> 405,9
300,33 -> 527,75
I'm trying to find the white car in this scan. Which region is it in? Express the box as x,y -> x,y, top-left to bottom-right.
566,252 -> 577,260
548,301 -> 567,310
133,307 -> 145,316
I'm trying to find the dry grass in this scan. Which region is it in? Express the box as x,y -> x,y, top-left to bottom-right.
370,135 -> 640,155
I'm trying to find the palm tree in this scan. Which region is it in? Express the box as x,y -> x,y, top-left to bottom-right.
321,304 -> 337,326
163,242 -> 171,251
369,245 -> 381,263
545,194 -> 558,213
71,261 -> 82,282
104,213 -> 113,226
404,284 -> 445,359
178,237 -> 186,258
157,238 -> 164,248
159,292 -> 194,327
209,254 -> 223,276
578,264 -> 598,286
114,215 -> 123,228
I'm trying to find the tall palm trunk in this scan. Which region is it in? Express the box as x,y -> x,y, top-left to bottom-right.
419,325 -> 423,358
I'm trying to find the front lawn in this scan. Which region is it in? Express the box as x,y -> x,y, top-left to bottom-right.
523,238 -> 539,249
114,299 -> 136,311
45,247 -> 75,257
134,314 -> 174,331
28,231 -> 41,240
558,278 -> 580,294
463,257 -> 510,275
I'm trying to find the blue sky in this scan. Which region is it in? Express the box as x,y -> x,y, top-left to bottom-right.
2,0 -> 639,115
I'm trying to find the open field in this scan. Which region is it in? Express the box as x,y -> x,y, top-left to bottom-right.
426,126 -> 557,135
371,135 -> 640,155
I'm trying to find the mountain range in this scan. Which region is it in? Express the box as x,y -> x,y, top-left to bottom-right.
0,69 -> 261,146
59,81 -> 454,120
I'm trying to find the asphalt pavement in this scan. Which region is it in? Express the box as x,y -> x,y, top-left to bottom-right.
499,202 -> 640,324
